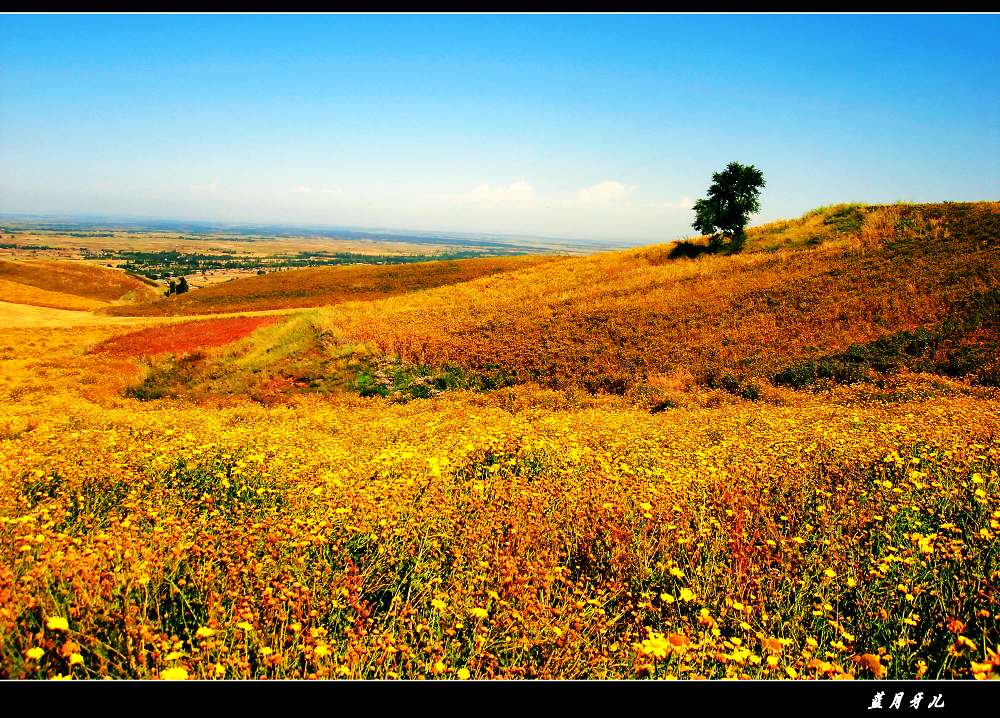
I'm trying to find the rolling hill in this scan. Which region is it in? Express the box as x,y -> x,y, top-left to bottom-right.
0,259 -> 159,310
127,202 -> 999,404
2,201 -> 998,681
103,254 -> 559,316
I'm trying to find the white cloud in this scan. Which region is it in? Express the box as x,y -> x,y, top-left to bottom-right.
570,180 -> 633,207
450,180 -> 536,207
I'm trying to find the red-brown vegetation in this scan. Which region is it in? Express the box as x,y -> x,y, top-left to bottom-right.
104,255 -> 558,316
88,316 -> 282,358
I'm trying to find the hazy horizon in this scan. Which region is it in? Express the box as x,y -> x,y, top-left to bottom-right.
0,209 -> 633,249
2,14 -> 997,243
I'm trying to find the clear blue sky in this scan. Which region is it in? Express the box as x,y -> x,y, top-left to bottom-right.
1,13 -> 997,243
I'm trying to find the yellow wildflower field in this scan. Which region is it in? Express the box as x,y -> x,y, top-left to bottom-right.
0,203 -> 997,680
0,322 -> 996,680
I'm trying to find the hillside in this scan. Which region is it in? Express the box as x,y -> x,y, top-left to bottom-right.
2,201 -> 998,681
103,254 -> 559,316
130,202 -> 999,404
0,259 -> 159,310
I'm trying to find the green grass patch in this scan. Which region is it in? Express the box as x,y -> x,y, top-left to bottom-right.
352,358 -> 518,401
774,288 -> 1000,389
161,450 -> 286,516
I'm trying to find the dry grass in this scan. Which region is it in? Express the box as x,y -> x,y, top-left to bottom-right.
0,259 -> 159,305
290,203 -> 998,393
0,324 -> 996,679
0,202 -> 997,681
0,279 -> 109,311
105,255 -> 560,316
853,206 -> 904,257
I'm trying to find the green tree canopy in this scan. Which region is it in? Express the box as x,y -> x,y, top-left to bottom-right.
692,162 -> 765,253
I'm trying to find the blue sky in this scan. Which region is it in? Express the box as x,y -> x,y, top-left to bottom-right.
1,14 -> 997,243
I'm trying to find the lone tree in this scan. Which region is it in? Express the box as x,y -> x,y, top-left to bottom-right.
164,276 -> 190,297
692,162 -> 765,253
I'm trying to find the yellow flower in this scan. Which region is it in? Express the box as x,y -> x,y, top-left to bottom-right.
46,616 -> 69,632
431,599 -> 447,611
762,637 -> 783,655
955,635 -> 977,651
638,632 -> 671,660
164,651 -> 185,661
823,568 -> 836,578
669,567 -> 685,579
26,647 -> 45,660
236,621 -> 254,631
160,666 -> 189,680
51,673 -> 72,680
314,643 -> 331,657
289,622 -> 302,632
859,653 -> 885,678
971,661 -> 994,679
667,633 -> 691,653
456,667 -> 471,680
469,607 -> 489,620
68,653 -> 84,666
195,626 -> 216,639
679,587 -> 696,602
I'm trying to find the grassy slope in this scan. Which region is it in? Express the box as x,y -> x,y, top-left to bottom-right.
0,278 -> 109,311
0,259 -> 159,309
306,202 -> 999,391
130,202 -> 999,403
103,255 -> 559,316
2,205 -> 998,681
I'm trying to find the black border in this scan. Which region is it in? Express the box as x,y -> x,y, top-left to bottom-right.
2,677 -> 994,714
1,9 -> 996,711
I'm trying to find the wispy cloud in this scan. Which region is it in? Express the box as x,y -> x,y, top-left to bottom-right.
647,196 -> 693,211
289,185 -> 343,195
444,180 -> 536,207
571,180 -> 632,206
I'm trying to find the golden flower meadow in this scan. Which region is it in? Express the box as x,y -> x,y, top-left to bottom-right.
1,328 -> 997,680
